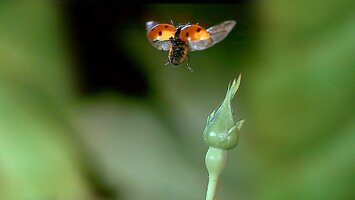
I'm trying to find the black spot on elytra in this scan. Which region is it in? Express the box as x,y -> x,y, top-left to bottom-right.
158,31 -> 162,36
185,32 -> 189,37
164,25 -> 169,28
197,28 -> 201,32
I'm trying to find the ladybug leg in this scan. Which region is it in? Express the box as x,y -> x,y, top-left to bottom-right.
164,57 -> 171,66
186,54 -> 193,72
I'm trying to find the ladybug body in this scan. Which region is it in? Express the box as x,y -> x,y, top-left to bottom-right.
146,20 -> 236,71
168,25 -> 189,67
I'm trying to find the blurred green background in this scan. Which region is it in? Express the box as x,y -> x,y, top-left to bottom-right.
0,1 -> 354,200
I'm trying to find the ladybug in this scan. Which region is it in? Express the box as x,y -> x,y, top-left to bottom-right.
146,20 -> 236,71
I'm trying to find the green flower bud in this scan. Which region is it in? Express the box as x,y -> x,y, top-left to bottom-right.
203,74 -> 245,150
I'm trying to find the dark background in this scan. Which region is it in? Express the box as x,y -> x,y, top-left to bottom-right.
64,2 -> 148,96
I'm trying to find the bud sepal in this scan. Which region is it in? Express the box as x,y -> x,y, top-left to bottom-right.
203,74 -> 245,150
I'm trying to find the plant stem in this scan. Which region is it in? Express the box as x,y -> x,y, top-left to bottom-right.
206,175 -> 219,200
205,147 -> 228,200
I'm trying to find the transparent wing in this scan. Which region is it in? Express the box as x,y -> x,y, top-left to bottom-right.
146,21 -> 158,32
188,20 -> 236,51
188,38 -> 214,51
149,40 -> 171,51
207,20 -> 236,44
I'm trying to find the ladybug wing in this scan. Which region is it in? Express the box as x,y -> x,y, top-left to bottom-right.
149,40 -> 171,51
188,38 -> 214,51
187,20 -> 236,51
146,21 -> 175,51
206,20 -> 236,44
146,21 -> 159,32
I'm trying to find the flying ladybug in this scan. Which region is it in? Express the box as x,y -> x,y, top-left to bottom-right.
146,20 -> 236,71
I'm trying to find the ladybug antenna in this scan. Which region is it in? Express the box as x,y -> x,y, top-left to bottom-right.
170,19 -> 174,26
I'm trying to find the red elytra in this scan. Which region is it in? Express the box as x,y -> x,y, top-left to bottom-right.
147,23 -> 210,41
180,24 -> 210,41
147,24 -> 176,41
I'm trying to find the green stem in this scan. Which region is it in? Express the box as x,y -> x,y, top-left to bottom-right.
206,175 -> 219,200
205,147 -> 228,200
